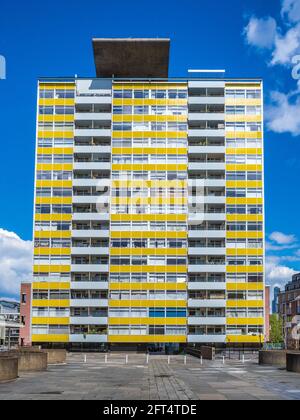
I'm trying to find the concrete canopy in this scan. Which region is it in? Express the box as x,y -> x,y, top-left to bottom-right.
92,38 -> 170,78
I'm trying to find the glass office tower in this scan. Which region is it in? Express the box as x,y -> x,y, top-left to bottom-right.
31,39 -> 265,351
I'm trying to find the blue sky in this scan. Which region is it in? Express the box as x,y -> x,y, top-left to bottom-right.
0,0 -> 300,298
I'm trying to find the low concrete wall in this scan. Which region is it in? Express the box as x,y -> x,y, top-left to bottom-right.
1,351 -> 47,372
259,350 -> 287,367
43,349 -> 67,364
201,346 -> 215,361
186,347 -> 201,358
286,352 -> 300,373
0,357 -> 18,382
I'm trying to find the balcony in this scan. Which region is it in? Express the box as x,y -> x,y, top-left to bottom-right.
188,265 -> 226,273
73,196 -> 109,204
70,299 -> 108,307
75,112 -> 111,121
75,96 -> 111,105
189,146 -> 225,154
74,128 -> 111,137
187,334 -> 226,343
71,264 -> 109,272
73,162 -> 111,171
74,146 -> 111,154
72,213 -> 109,221
188,162 -> 225,171
188,113 -> 225,121
188,317 -> 226,326
188,247 -> 226,256
69,334 -> 108,343
188,299 -> 226,308
71,281 -> 108,290
188,282 -> 226,290
71,230 -> 109,238
188,230 -> 226,239
71,247 -> 109,255
70,317 -> 108,325
188,129 -> 225,138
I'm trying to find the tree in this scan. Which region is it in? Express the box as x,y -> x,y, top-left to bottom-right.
269,314 -> 284,343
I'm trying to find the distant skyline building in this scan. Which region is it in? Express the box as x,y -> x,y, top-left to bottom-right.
30,38 -> 265,351
272,286 -> 280,314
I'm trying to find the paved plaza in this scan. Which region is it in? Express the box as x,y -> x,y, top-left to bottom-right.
0,353 -> 299,400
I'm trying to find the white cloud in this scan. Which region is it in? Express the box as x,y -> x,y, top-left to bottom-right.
0,228 -> 33,297
269,231 -> 297,245
244,16 -> 277,49
266,89 -> 300,135
271,23 -> 300,65
266,255 -> 297,289
282,0 -> 300,23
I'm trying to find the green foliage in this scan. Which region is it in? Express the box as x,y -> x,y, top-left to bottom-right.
269,314 -> 284,343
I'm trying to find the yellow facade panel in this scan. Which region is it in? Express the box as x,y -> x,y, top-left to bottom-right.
225,181 -> 262,189
226,231 -> 263,239
32,299 -> 70,308
37,147 -> 73,155
36,180 -> 72,188
226,248 -> 263,256
34,214 -> 72,222
226,283 -> 264,291
34,248 -> 71,256
31,317 -> 69,325
227,318 -> 264,326
226,334 -> 264,343
226,164 -> 263,171
31,334 -> 69,343
33,265 -> 70,273
226,266 -> 263,273
226,214 -> 263,222
35,197 -> 72,205
226,198 -> 263,205
32,282 -> 70,290
36,163 -> 73,171
226,300 -> 264,308
34,231 -> 71,239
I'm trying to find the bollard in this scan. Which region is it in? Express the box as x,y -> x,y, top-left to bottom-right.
168,355 -> 170,365
146,354 -> 149,364
105,354 -> 108,364
84,354 -> 87,363
242,355 -> 245,364
184,355 -> 187,365
200,356 -> 203,365
125,354 -> 128,364
222,356 -> 225,365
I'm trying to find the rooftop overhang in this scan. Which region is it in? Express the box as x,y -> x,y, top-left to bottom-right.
92,38 -> 170,78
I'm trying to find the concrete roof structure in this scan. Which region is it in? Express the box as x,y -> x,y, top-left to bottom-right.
92,38 -> 170,78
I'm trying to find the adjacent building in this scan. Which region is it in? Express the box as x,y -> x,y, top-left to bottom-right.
279,273 -> 300,349
31,38 -> 265,351
0,299 -> 21,349
20,283 -> 32,347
